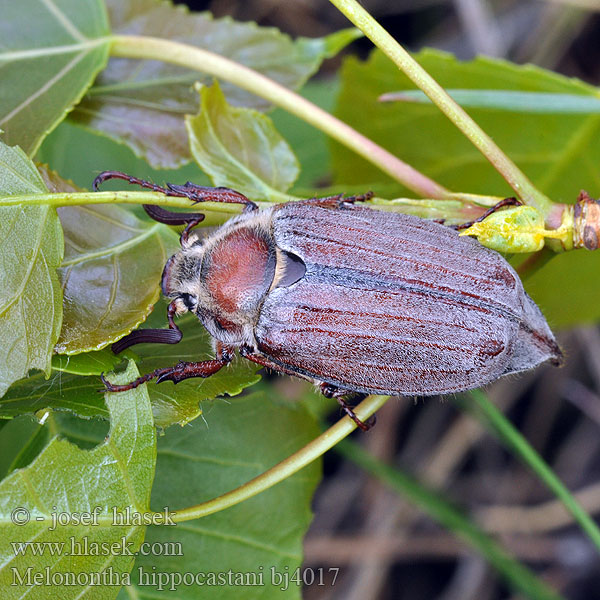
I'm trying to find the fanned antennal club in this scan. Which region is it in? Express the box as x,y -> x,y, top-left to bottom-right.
111,300 -> 183,354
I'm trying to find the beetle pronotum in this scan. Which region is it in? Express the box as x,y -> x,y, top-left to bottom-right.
95,172 -> 562,430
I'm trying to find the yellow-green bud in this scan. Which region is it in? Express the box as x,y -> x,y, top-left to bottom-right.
459,206 -> 569,253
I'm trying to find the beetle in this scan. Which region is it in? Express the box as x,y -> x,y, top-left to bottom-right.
95,171 -> 562,430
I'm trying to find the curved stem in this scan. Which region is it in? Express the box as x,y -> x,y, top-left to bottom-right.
109,34 -> 449,200
170,395 -> 390,522
466,390 -> 600,554
0,191 -> 257,226
0,190 -> 228,209
328,0 -> 555,218
0,190 -> 506,225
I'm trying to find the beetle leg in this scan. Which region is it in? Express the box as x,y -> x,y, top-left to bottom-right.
454,197 -> 522,231
93,170 -> 206,229
342,191 -> 374,204
179,218 -> 205,246
239,346 -> 373,431
238,345 -> 305,378
93,170 -> 173,195
102,344 -> 235,393
300,191 -> 374,210
165,183 -> 258,212
215,341 -> 236,362
319,383 -> 373,431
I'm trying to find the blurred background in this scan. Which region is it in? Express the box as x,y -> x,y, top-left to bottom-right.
177,0 -> 600,79
159,1 -> 600,599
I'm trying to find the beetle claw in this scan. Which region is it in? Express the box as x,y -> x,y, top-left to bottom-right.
155,371 -> 180,384
319,383 -> 372,431
99,373 -> 114,392
343,190 -> 374,205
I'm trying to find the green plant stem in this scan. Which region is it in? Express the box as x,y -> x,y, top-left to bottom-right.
371,195 -> 502,224
170,395 -> 389,522
109,34 -> 449,200
328,0 -> 555,218
337,439 -> 563,600
0,190 -> 229,210
0,190 -> 502,225
465,389 -> 600,554
0,190 -> 254,226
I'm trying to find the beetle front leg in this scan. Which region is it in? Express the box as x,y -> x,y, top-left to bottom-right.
165,183 -> 258,212
102,344 -> 235,393
319,383 -> 373,431
302,191 -> 374,210
93,171 -> 206,233
454,197 -> 522,231
93,172 -> 257,239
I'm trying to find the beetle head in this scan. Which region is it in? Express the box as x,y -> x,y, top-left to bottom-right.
161,222 -> 276,345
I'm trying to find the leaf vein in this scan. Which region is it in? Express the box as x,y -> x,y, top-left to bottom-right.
0,207 -> 50,317
40,0 -> 87,43
60,223 -> 162,266
157,448 -> 263,469
176,523 -> 301,560
0,50 -> 91,128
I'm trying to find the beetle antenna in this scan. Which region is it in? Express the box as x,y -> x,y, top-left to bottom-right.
111,301 -> 183,354
142,205 -> 205,227
111,328 -> 182,354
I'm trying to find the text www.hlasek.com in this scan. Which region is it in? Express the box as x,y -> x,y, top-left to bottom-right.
11,537 -> 182,557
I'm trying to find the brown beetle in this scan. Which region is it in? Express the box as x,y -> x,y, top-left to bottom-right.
95,172 -> 562,430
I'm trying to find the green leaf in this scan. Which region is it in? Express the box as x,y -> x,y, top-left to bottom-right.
120,390 -> 321,599
186,82 -> 299,201
37,165 -> 181,354
332,49 -> 600,201
124,304 -> 263,428
332,49 -> 600,326
0,361 -> 156,599
52,349 -> 122,376
0,305 -> 261,428
381,90 -> 600,113
39,80 -> 336,193
56,203 -> 177,354
271,79 -> 341,190
522,250 -> 600,328
0,143 -> 63,397
0,0 -> 111,156
71,0 -> 360,168
0,417 -> 49,480
0,366 -> 109,421
37,119 -> 211,192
